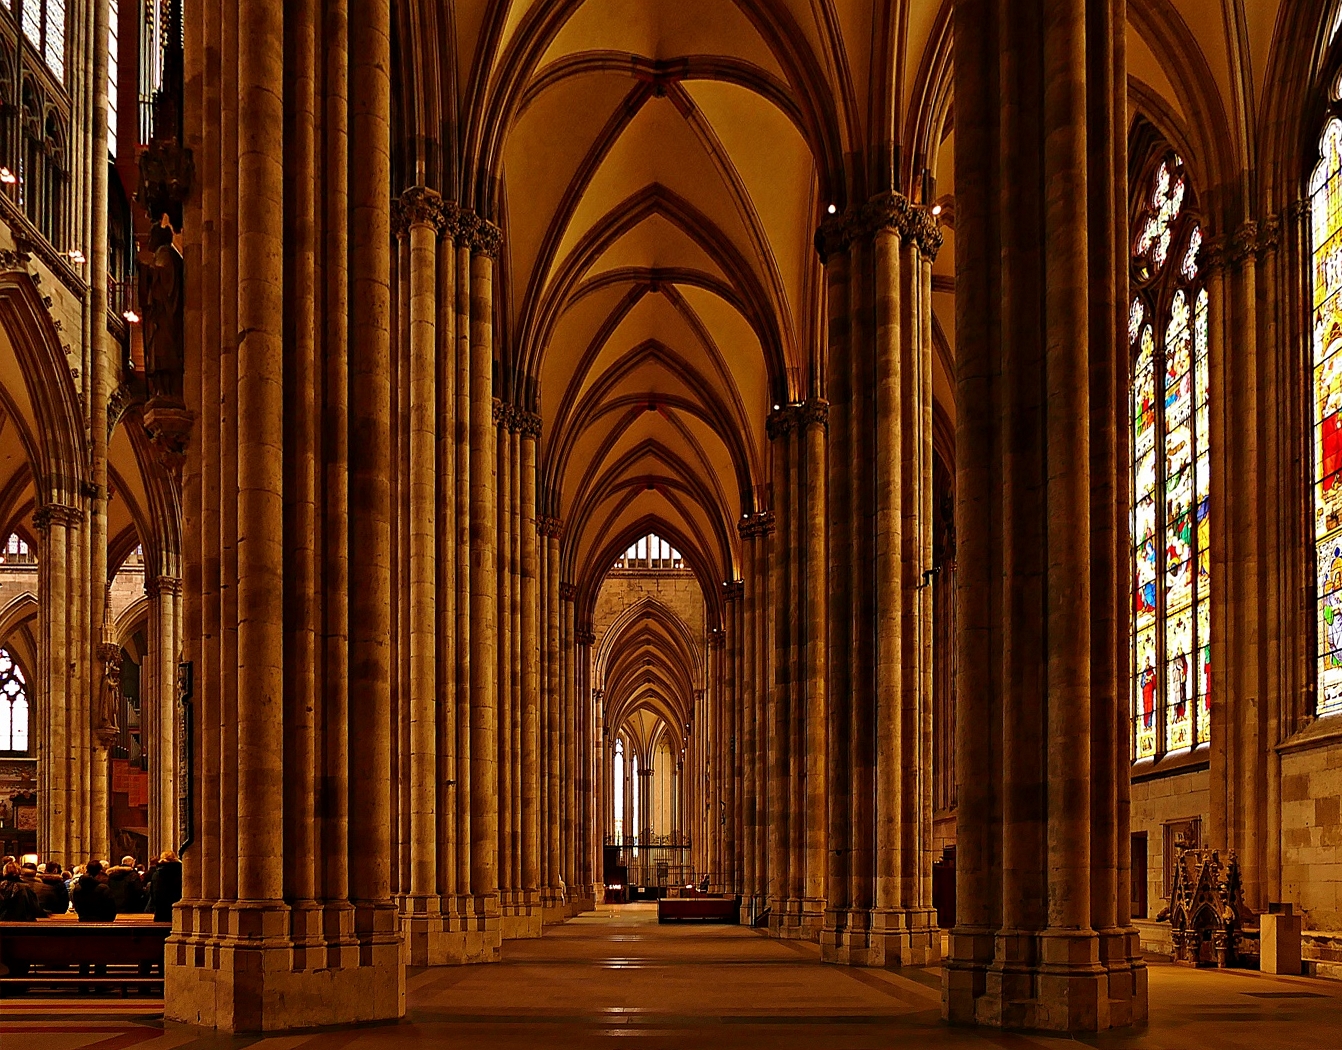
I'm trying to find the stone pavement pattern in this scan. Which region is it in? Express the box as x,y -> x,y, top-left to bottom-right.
4,904 -> 1340,1048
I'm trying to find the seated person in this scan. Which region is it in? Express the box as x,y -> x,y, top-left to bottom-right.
150,851 -> 182,922
0,860 -> 41,921
36,861 -> 70,915
106,856 -> 146,913
71,860 -> 118,922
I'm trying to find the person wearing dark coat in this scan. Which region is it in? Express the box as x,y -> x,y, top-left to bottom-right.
105,856 -> 146,913
71,860 -> 118,922
35,862 -> 70,915
150,851 -> 182,923
0,861 -> 41,921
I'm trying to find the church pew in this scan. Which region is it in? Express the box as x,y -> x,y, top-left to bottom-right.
0,920 -> 170,996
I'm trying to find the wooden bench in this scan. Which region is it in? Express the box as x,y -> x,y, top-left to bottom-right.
0,920 -> 170,996
658,896 -> 739,924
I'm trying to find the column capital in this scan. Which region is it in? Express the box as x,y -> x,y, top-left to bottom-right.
33,502 -> 83,531
393,185 -> 446,236
814,210 -> 855,262
145,574 -> 182,600
537,515 -> 564,539
492,398 -> 510,428
708,627 -> 726,650
1228,219 -> 1259,265
737,511 -> 775,539
559,581 -> 578,602
576,625 -> 596,646
721,579 -> 744,602
513,408 -> 542,439
799,397 -> 828,431
766,402 -> 799,440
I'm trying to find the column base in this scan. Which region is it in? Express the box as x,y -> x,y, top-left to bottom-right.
942,926 -> 1146,1032
500,888 -> 543,939
164,899 -> 405,1031
868,907 -> 941,967
821,907 -> 876,965
540,885 -> 567,925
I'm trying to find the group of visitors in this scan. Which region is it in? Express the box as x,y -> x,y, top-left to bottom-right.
0,852 -> 181,922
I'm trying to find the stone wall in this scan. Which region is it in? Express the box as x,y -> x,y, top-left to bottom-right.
1130,763 -> 1211,925
1282,737 -> 1342,934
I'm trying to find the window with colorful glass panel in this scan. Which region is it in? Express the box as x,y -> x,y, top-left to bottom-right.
0,647 -> 29,754
1129,153 -> 1211,758
1310,117 -> 1342,718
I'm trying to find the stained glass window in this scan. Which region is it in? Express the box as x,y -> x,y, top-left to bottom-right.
11,0 -> 65,82
1130,154 -> 1211,758
0,648 -> 29,754
1310,118 -> 1342,717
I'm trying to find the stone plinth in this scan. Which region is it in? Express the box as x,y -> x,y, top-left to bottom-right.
164,901 -> 404,1031
1262,903 -> 1303,975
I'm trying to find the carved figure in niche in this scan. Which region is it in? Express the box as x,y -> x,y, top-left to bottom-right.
137,214 -> 184,402
95,642 -> 122,739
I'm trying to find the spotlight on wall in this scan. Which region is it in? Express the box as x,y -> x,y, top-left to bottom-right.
123,309 -> 141,324
65,248 -> 85,264
0,167 -> 16,185
827,204 -> 837,215
931,204 -> 943,217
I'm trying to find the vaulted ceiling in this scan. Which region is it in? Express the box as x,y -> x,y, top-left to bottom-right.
395,0 -> 1298,630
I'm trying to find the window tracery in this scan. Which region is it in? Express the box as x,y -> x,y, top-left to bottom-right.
1130,153 -> 1211,759
0,647 -> 28,754
612,532 -> 684,571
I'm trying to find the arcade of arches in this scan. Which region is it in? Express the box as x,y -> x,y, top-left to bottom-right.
6,0 -> 1342,1040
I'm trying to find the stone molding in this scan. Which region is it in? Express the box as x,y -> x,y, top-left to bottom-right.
738,511 -> 775,539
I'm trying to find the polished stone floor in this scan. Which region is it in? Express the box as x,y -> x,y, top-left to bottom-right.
3,903 -> 1340,1048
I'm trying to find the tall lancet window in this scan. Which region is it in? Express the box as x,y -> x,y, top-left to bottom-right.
0,648 -> 29,754
1310,117 -> 1342,717
1130,153 -> 1211,759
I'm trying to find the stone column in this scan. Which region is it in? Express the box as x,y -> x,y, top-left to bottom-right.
576,624 -> 597,907
738,523 -> 758,916
35,504 -> 77,867
801,400 -> 828,936
765,407 -> 794,930
518,410 -> 542,936
399,186 -> 443,960
495,405 -> 515,925
559,583 -> 577,897
147,575 -> 181,859
541,520 -> 563,915
468,216 -> 503,949
944,0 -> 1145,1030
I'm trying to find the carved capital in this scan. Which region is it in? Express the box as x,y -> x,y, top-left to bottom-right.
814,211 -> 854,262
576,625 -> 596,646
799,397 -> 829,431
708,628 -> 726,650
721,579 -> 744,602
492,398 -> 510,428
861,191 -> 914,238
1258,215 -> 1282,254
471,217 -> 503,259
397,185 -> 445,233
737,511 -> 775,539
33,502 -> 83,532
766,403 -> 799,440
513,408 -> 542,439
537,515 -> 563,539
1229,220 -> 1259,265
558,582 -> 578,602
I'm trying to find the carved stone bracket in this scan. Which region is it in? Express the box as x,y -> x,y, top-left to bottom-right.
0,246 -> 32,272
142,400 -> 195,476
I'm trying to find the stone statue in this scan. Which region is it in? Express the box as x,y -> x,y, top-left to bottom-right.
95,641 -> 123,740
137,214 -> 184,402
